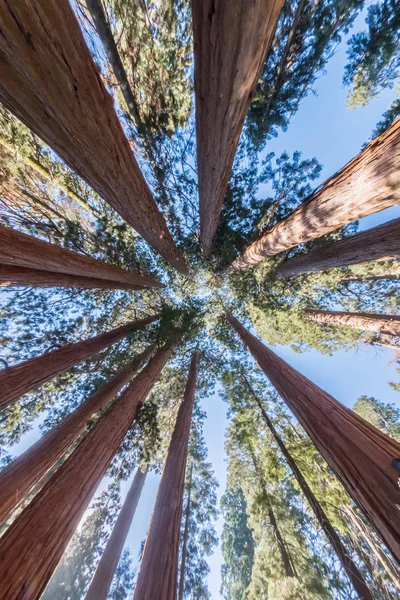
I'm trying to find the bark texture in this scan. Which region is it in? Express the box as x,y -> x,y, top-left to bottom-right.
235,118 -> 400,268
0,225 -> 163,289
0,343 -> 174,600
0,315 -> 158,410
134,351 -> 199,600
85,467 -> 148,600
226,312 -> 400,564
0,346 -> 154,524
306,309 -> 400,338
192,0 -> 283,257
0,265 -> 147,290
0,0 -> 188,274
244,378 -> 373,599
277,218 -> 400,278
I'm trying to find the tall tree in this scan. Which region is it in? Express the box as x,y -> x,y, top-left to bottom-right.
0,225 -> 163,289
226,311 -> 400,564
244,376 -> 373,600
133,351 -> 199,600
192,0 -> 284,257
233,118 -> 400,269
85,467 -> 148,600
276,218 -> 400,277
0,0 -> 188,274
0,345 -> 154,523
0,314 -> 158,410
306,309 -> 400,339
0,342 -> 175,600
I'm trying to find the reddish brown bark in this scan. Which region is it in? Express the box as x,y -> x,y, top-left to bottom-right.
0,0 -> 188,275
85,467 -> 148,600
277,218 -> 400,278
0,314 -> 158,410
226,312 -> 400,564
178,462 -> 193,600
0,343 -> 175,600
0,226 -> 163,289
235,118 -> 400,268
244,377 -> 373,599
0,345 -> 154,524
192,0 -> 283,257
306,309 -> 400,338
133,351 -> 199,600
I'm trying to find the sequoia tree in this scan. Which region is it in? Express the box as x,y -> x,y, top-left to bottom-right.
277,218 -> 400,278
85,467 -> 148,600
0,314 -> 158,409
192,0 -> 283,257
306,309 -> 400,339
0,345 -> 155,523
234,118 -> 400,269
133,351 -> 199,600
226,311 -> 400,564
0,341 -> 175,600
0,0 -> 188,274
0,225 -> 163,289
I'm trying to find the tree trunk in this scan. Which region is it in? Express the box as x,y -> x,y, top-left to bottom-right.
0,225 -> 163,289
133,351 -> 199,600
226,312 -> 400,564
192,0 -> 283,258
266,499 -> 295,578
0,265 -> 153,290
0,314 -> 158,410
276,218 -> 400,278
234,118 -> 400,268
85,466 -> 148,600
178,462 -> 193,600
0,342 -> 175,600
0,0 -> 188,275
244,377 -> 373,599
0,345 -> 155,524
306,309 -> 400,339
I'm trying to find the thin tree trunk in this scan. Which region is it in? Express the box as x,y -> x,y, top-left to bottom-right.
0,345 -> 155,524
0,0 -> 188,275
85,466 -> 148,600
341,272 -> 400,283
0,225 -> 163,289
276,218 -> 400,278
226,312 -> 400,564
344,507 -> 400,591
0,342 -> 175,600
306,309 -> 400,339
133,352 -> 199,600
234,118 -> 400,268
0,265 -> 151,290
192,0 -> 283,257
365,335 -> 400,352
0,314 -> 158,410
178,462 -> 193,600
244,377 -> 373,600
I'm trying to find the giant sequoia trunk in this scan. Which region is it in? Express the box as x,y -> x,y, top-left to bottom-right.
226,312 -> 400,564
0,226 -> 163,290
234,118 -> 400,268
0,346 -> 155,524
0,343 -> 175,600
0,265 -> 144,290
306,309 -> 400,339
0,0 -> 188,275
192,0 -> 283,258
244,378 -> 373,600
0,314 -> 158,410
276,218 -> 400,278
85,467 -> 148,600
133,351 -> 199,600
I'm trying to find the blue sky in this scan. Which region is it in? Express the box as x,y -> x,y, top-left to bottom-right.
4,6 -> 400,599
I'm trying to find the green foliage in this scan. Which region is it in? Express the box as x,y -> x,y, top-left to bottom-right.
353,395 -> 400,439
